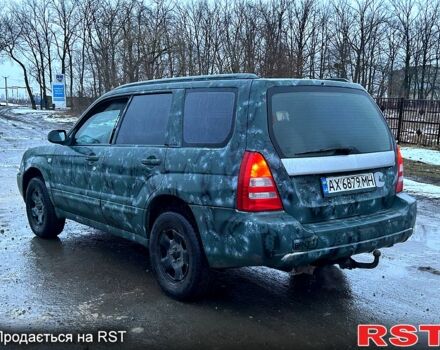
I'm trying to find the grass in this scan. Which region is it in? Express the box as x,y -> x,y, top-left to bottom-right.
405,159 -> 440,186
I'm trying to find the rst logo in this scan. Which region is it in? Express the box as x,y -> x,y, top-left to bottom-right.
358,324 -> 440,347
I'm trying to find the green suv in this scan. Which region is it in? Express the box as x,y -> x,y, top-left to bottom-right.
17,74 -> 416,300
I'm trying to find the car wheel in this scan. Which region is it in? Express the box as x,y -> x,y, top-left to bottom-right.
25,177 -> 65,239
149,212 -> 210,300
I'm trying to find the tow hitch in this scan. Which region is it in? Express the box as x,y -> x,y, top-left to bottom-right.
338,249 -> 381,270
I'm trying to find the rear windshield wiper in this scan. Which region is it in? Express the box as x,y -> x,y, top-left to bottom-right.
294,147 -> 357,156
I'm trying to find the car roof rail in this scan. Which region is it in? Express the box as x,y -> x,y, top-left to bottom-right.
323,77 -> 350,82
115,73 -> 259,90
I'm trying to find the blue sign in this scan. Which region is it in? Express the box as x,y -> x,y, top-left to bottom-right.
52,73 -> 66,107
53,85 -> 65,100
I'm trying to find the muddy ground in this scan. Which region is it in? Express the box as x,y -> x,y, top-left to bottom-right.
403,158 -> 440,186
0,107 -> 439,349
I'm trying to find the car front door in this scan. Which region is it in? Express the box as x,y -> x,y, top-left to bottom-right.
51,98 -> 128,222
100,92 -> 173,236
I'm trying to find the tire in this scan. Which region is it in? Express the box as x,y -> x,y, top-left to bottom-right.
149,212 -> 210,301
25,177 -> 65,239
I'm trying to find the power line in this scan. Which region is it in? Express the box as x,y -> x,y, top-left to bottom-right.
0,86 -> 28,89
3,76 -> 8,106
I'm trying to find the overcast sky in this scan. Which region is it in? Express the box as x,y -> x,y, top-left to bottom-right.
0,0 -> 41,99
0,58 -> 37,100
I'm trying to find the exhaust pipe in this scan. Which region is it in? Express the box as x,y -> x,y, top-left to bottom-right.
338,249 -> 381,270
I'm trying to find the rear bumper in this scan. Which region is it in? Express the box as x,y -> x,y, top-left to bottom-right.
280,227 -> 412,268
190,193 -> 416,270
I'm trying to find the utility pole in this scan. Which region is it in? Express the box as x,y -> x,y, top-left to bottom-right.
3,77 -> 8,106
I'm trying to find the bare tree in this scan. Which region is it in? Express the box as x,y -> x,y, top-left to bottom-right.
391,0 -> 417,98
2,13 -> 37,109
3,0 -> 440,106
414,0 -> 440,99
50,0 -> 81,104
285,0 -> 316,77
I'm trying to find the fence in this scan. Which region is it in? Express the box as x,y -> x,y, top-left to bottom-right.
66,96 -> 95,113
376,97 -> 440,147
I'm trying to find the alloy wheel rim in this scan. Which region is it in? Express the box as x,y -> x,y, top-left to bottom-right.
30,188 -> 45,226
158,228 -> 189,282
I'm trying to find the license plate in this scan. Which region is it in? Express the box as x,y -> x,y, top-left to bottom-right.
321,173 -> 376,196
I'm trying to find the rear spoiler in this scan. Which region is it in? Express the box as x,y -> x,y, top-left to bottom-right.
324,78 -> 350,83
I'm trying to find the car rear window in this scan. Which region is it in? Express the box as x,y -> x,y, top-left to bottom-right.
268,86 -> 392,158
183,89 -> 235,146
116,93 -> 172,145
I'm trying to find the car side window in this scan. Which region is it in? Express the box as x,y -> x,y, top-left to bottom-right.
183,89 -> 236,146
74,99 -> 127,145
115,93 -> 172,145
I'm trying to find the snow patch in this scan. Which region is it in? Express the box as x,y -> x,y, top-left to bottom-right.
9,107 -> 77,124
0,102 -> 23,107
42,114 -> 78,124
10,108 -> 58,115
404,179 -> 440,199
400,147 -> 440,166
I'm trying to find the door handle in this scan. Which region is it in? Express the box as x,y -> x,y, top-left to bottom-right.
141,158 -> 161,166
86,154 -> 99,162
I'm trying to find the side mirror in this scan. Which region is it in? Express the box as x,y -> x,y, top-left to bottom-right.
48,130 -> 67,144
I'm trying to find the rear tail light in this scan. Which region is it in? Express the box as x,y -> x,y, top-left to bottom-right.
396,146 -> 404,193
237,151 -> 283,211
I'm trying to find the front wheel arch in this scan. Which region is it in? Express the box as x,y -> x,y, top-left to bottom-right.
25,177 -> 65,238
22,167 -> 45,199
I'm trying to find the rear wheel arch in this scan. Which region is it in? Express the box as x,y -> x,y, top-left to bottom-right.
146,195 -> 208,262
148,211 -> 211,300
147,195 -> 199,237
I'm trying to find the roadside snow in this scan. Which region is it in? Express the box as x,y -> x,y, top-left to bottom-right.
0,102 -> 22,107
42,114 -> 78,124
9,107 -> 77,124
10,108 -> 58,115
400,147 -> 440,166
404,179 -> 440,199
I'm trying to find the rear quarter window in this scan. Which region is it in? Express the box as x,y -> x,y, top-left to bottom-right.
183,89 -> 236,146
268,86 -> 392,158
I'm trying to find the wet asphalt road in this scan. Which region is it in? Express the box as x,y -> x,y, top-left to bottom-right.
0,106 -> 439,349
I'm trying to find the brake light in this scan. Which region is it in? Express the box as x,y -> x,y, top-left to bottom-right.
237,151 -> 283,211
396,146 -> 404,193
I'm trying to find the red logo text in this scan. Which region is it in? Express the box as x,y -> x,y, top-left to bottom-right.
357,324 -> 440,347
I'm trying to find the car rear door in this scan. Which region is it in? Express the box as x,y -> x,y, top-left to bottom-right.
100,92 -> 173,235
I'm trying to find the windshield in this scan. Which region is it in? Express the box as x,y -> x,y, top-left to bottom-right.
268,86 -> 392,158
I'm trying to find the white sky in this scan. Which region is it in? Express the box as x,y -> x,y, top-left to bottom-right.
1,0 -> 28,95
0,58 -> 37,99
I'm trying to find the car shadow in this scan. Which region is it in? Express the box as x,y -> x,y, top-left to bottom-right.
28,229 -> 353,308
25,228 -> 360,345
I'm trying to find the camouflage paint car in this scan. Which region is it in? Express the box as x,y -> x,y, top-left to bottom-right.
17,74 -> 416,300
